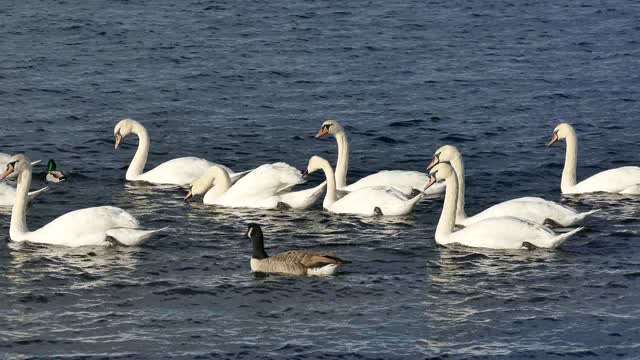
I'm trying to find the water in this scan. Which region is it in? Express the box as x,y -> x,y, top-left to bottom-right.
1,0 -> 640,358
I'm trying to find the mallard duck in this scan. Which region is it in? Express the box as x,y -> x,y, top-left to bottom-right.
46,159 -> 66,183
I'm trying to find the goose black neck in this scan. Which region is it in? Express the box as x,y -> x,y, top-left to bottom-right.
251,231 -> 268,260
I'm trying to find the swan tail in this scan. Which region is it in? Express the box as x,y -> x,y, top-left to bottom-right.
106,226 -> 169,246
230,169 -> 252,184
569,209 -> 600,225
30,160 -> 42,166
549,226 -> 584,248
279,181 -> 327,209
27,186 -> 49,201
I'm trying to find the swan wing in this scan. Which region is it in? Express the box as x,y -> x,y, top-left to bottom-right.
341,170 -> 429,195
447,217 -> 579,249
221,163 -> 304,202
279,182 -> 327,209
138,157 -> 230,186
462,197 -> 581,227
573,166 -> 640,193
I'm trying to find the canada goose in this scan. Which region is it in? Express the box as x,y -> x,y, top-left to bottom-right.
246,223 -> 346,276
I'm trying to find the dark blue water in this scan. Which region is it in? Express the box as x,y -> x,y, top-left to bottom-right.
1,0 -> 640,358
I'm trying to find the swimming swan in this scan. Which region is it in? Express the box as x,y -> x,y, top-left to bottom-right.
548,123 -> 640,194
114,118 -> 246,186
1,154 -> 166,247
427,145 -> 598,227
314,119 -> 445,196
425,162 -> 583,250
185,162 -> 325,210
305,155 -> 423,216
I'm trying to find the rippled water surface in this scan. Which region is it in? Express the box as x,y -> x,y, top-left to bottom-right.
1,0 -> 640,358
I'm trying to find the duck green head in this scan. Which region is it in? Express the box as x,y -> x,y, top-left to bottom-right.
47,159 -> 57,172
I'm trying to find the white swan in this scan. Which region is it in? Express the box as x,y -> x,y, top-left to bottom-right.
114,118 -> 246,186
305,155 -> 423,216
185,162 -> 325,210
1,154 -> 166,247
0,183 -> 49,206
314,120 -> 445,196
549,123 -> 640,194
426,162 -> 583,250
427,145 -> 598,227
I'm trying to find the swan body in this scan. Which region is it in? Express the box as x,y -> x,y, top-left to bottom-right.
114,118 -> 245,186
427,145 -> 598,227
247,224 -> 345,276
188,162 -> 324,210
549,123 -> 640,194
426,162 -> 583,250
306,155 -> 423,216
1,154 -> 166,247
315,120 -> 444,196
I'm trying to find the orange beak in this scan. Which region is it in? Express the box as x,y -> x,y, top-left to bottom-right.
315,127 -> 329,139
426,156 -> 439,170
547,133 -> 559,147
115,133 -> 123,150
424,175 -> 437,191
0,164 -> 15,180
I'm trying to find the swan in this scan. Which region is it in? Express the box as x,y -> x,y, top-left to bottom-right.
427,145 -> 599,227
0,183 -> 49,206
114,118 -> 246,186
185,162 -> 326,210
305,155 -> 423,216
314,119 -> 445,196
45,159 -> 66,183
247,223 -> 345,276
1,154 -> 166,247
425,162 -> 583,250
548,123 -> 640,194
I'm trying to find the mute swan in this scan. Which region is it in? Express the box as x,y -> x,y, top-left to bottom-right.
45,159 -> 66,183
114,118 -> 246,186
427,145 -> 598,227
0,183 -> 49,206
1,154 -> 166,247
305,155 -> 423,216
247,223 -> 345,276
548,123 -> 640,194
426,162 -> 583,250
314,119 -> 445,196
185,162 -> 325,210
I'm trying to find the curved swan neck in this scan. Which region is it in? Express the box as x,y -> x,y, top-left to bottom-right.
435,175 -> 459,244
561,129 -> 578,193
318,160 -> 338,209
11,168 -> 31,239
126,122 -> 150,180
334,130 -> 349,189
449,155 -> 467,220
203,166 -> 232,201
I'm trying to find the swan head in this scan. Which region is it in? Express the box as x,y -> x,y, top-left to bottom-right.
184,170 -> 217,202
548,123 -> 575,146
305,155 -> 330,176
0,154 -> 32,180
113,118 -> 140,150
315,119 -> 344,139
425,162 -> 455,191
427,145 -> 461,170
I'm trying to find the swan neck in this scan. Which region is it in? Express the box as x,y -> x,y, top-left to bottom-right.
126,123 -> 149,180
334,131 -> 349,189
320,161 -> 338,209
561,132 -> 578,193
435,175 -> 458,244
449,155 -> 467,220
11,168 -> 31,239
203,167 -> 232,202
